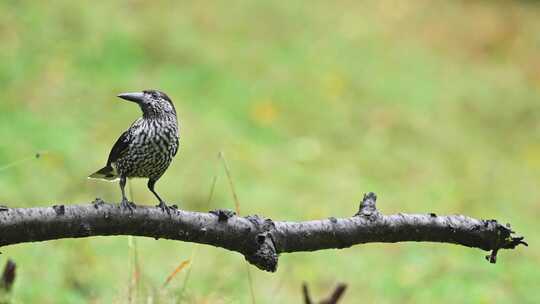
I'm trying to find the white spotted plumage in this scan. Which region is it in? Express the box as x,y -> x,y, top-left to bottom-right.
114,116 -> 179,180
89,89 -> 180,212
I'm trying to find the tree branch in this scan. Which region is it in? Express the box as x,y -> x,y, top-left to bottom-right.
0,193 -> 527,272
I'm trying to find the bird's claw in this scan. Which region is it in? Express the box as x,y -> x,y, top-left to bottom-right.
156,201 -> 171,215
120,199 -> 136,213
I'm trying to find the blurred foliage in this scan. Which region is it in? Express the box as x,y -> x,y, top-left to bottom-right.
0,0 -> 539,303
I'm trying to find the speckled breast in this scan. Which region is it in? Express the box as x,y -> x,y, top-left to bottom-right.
117,119 -> 179,179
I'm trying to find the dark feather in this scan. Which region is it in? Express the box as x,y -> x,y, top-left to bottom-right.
107,130 -> 131,166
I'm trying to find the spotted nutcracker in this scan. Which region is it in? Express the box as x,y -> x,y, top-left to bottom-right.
89,90 -> 179,213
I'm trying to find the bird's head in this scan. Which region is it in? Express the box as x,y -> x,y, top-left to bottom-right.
117,89 -> 176,118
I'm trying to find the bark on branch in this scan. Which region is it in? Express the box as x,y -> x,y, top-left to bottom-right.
0,193 -> 527,272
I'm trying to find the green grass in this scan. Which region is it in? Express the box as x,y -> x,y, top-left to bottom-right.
1,1 -> 539,303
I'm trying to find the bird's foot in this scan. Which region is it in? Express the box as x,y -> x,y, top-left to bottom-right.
156,200 -> 171,215
120,199 -> 136,213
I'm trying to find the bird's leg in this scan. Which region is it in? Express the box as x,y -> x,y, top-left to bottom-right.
119,176 -> 136,212
148,179 -> 170,214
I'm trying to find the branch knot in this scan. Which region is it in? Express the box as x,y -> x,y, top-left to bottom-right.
356,192 -> 380,218
244,215 -> 278,272
209,209 -> 236,222
52,205 -> 65,216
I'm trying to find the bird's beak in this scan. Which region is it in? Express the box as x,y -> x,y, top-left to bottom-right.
117,92 -> 145,104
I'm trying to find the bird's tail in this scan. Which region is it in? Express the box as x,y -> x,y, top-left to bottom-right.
88,166 -> 118,181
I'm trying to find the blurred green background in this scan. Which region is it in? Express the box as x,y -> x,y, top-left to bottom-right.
0,1 -> 539,303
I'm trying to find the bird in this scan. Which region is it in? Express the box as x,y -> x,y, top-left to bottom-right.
89,90 -> 179,213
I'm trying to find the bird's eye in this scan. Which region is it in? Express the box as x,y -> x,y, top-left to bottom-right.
151,92 -> 159,99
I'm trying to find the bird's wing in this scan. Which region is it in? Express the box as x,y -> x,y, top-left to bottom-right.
106,130 -> 131,166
